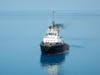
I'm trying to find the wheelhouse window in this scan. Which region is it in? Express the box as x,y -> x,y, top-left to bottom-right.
48,33 -> 56,35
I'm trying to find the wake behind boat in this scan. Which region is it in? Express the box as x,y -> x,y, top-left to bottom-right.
40,11 -> 69,54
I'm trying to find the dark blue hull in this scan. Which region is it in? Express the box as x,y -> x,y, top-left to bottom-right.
40,42 -> 69,54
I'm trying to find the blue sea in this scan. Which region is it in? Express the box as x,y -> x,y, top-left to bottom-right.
0,11 -> 100,75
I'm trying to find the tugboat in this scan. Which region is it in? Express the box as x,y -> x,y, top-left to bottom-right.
40,11 -> 69,54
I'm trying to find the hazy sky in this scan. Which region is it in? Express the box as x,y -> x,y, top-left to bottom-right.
0,0 -> 100,11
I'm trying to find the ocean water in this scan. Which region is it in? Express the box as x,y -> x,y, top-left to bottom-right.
0,11 -> 100,75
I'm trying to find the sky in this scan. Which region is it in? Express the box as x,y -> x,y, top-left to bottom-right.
0,0 -> 100,11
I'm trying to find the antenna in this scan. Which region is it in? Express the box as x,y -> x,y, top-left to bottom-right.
52,10 -> 55,26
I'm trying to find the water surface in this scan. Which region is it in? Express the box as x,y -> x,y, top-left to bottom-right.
0,12 -> 100,75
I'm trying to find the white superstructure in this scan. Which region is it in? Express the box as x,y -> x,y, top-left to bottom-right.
43,11 -> 64,44
43,25 -> 63,43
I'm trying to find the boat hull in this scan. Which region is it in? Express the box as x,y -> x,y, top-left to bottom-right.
40,42 -> 69,54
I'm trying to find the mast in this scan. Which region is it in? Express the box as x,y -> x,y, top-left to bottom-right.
52,10 -> 55,26
52,10 -> 60,36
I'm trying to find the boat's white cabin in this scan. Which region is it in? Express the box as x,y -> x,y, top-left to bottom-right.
43,25 -> 63,43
